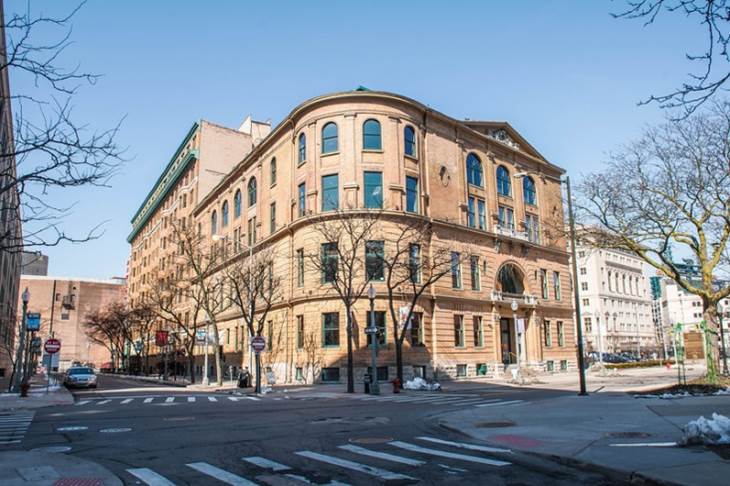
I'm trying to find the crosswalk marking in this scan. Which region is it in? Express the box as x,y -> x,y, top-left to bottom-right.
442,398 -> 499,406
187,397 -> 196,403
389,441 -> 511,467
121,398 -> 133,404
165,397 -> 174,403
475,399 -> 524,408
243,456 -> 291,471
144,397 -> 154,403
0,411 -> 36,446
227,396 -> 239,402
208,396 -> 217,402
241,396 -> 260,401
98,400 -> 110,405
186,461 -> 257,486
75,400 -> 91,406
126,467 -> 176,486
285,474 -> 350,486
338,444 -> 425,466
416,436 -> 512,454
296,450 -> 414,481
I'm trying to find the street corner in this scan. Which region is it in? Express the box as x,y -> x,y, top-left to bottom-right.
0,450 -> 122,485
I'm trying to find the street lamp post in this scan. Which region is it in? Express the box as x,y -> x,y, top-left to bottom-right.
202,314 -> 211,386
12,288 -> 30,393
367,284 -> 380,395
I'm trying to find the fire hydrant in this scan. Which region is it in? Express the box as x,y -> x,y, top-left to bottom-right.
390,378 -> 401,393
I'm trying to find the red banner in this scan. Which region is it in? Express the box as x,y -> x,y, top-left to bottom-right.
155,330 -> 169,347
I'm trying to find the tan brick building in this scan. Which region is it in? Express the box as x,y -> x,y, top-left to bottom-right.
129,90 -> 577,384
18,276 -> 127,371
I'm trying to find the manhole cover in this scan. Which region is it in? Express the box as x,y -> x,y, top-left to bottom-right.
349,437 -> 394,444
476,421 -> 516,428
99,428 -> 131,433
31,446 -> 72,453
608,431 -> 651,438
57,426 -> 88,432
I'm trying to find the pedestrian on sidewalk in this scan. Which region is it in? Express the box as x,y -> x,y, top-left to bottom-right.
238,367 -> 251,388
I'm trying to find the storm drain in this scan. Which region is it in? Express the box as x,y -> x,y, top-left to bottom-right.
475,421 -> 516,428
607,431 -> 651,438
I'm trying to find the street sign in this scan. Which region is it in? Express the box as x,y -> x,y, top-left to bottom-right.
44,338 -> 61,354
155,331 -> 169,346
26,313 -> 41,331
133,340 -> 143,353
364,327 -> 379,335
251,336 -> 266,353
195,329 -> 208,344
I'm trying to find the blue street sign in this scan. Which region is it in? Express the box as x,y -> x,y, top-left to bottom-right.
26,313 -> 41,331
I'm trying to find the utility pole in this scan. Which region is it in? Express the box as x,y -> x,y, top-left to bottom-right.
367,285 -> 380,395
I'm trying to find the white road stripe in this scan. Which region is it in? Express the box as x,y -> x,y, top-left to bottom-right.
243,456 -> 291,471
144,397 -> 154,403
165,397 -> 175,403
284,474 -> 350,486
186,462 -> 257,485
241,396 -> 260,401
0,440 -> 20,444
475,400 -> 524,408
126,467 -> 176,486
121,398 -> 133,404
296,450 -> 414,481
187,397 -> 196,403
227,396 -> 240,402
338,444 -> 425,466
441,398 -> 500,406
389,441 -> 511,467
610,442 -> 677,447
75,400 -> 91,406
97,400 -> 111,405
208,396 -> 217,402
416,436 -> 512,453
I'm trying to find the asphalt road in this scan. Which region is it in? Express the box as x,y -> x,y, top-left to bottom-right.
17,375 -> 627,485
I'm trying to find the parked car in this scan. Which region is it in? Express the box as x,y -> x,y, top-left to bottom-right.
63,367 -> 98,388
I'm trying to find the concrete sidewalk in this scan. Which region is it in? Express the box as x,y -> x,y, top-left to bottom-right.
438,391 -> 730,486
0,451 -> 121,485
0,375 -> 73,412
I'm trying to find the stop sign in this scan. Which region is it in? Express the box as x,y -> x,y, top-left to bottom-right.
44,338 -> 61,354
251,336 -> 266,353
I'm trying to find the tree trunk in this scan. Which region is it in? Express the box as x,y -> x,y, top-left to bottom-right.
395,338 -> 404,384
187,352 -> 196,384
209,322 -> 223,386
703,302 -> 721,383
346,306 -> 354,393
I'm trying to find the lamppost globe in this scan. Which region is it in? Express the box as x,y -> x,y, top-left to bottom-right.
21,288 -> 30,304
368,284 -> 376,300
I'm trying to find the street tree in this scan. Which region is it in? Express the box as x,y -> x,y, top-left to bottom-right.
83,301 -> 134,371
130,304 -> 157,373
307,209 -> 381,393
578,101 -> 730,381
224,244 -> 281,393
1,2 -> 124,252
615,0 -> 730,117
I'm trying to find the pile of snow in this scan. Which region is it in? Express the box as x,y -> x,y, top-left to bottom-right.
634,391 -> 692,399
403,377 -> 441,391
681,413 -> 730,445
714,388 -> 730,396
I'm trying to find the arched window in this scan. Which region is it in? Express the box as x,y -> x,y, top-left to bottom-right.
221,201 -> 229,227
247,177 -> 257,207
497,264 -> 525,295
298,133 -> 306,163
404,125 -> 416,157
211,210 -> 218,235
363,119 -> 382,150
270,158 -> 277,186
322,122 -> 338,154
466,153 -> 483,187
523,176 -> 536,205
497,165 -> 511,196
234,189 -> 242,218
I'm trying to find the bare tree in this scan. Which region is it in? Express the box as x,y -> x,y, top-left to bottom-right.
614,0 -> 730,117
83,301 -> 134,371
307,209 -> 381,393
578,100 -> 730,381
225,244 -> 281,393
380,218 -> 466,384
130,304 -> 157,373
1,1 -> 124,252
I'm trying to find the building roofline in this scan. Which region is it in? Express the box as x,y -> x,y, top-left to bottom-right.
20,275 -> 127,285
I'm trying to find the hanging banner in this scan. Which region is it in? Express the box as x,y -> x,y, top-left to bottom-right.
155,330 -> 169,346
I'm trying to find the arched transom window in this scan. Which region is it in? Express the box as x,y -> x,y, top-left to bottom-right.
466,153 -> 483,187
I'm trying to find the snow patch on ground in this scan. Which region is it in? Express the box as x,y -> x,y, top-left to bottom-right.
635,388 -> 730,399
681,413 -> 730,445
403,377 -> 441,391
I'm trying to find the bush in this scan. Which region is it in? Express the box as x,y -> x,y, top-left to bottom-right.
604,359 -> 674,369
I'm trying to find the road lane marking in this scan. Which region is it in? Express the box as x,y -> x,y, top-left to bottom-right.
126,467 -> 176,486
208,396 -> 217,402
227,397 -> 240,402
295,450 -> 414,481
338,444 -> 425,466
0,440 -> 20,444
416,436 -> 512,453
121,398 -> 133,404
389,441 -> 511,466
144,398 -> 154,403
75,401 -> 91,406
187,397 -> 196,403
475,400 -> 524,408
610,442 -> 677,447
241,396 -> 260,401
97,400 -> 111,405
165,397 -> 175,403
243,456 -> 291,471
186,462 -> 257,485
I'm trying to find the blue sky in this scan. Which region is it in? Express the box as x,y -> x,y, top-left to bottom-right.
9,1 -> 701,279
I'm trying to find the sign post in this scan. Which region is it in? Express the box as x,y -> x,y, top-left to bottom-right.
250,336 -> 266,394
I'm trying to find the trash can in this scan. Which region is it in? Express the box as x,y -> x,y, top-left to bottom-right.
363,373 -> 371,394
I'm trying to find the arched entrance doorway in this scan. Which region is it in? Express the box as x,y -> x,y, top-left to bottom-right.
495,263 -> 528,365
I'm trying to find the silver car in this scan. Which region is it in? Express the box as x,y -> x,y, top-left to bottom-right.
63,367 -> 98,388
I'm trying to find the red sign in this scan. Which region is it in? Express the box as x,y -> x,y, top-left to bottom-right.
155,331 -> 169,347
251,336 -> 266,353
44,338 -> 61,354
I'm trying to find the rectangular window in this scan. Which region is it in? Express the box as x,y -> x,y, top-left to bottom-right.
476,363 -> 487,376
547,360 -> 555,372
366,311 -> 386,347
298,183 -> 306,217
558,321 -> 565,347
560,360 -> 568,371
540,269 -> 549,299
498,205 -> 514,230
321,243 -> 338,283
321,367 -> 340,382
451,252 -> 462,289
367,366 -> 389,382
295,367 -> 304,381
270,202 -> 276,233
473,316 -> 483,347
582,298 -> 590,306
409,244 -> 421,283
477,199 -> 486,230
364,171 -> 383,209
580,267 -> 587,275
467,196 -> 476,228
581,282 -> 588,291
322,174 -> 339,211
456,364 -> 467,377
365,240 -> 384,281
247,217 -> 257,246
470,256 -> 480,291
296,315 -> 304,349
525,213 -> 540,243
297,249 -> 305,287
454,314 -> 465,347
267,320 -> 273,350
584,317 -> 592,334
322,312 -> 340,347
410,312 -> 424,346
544,320 -> 552,347
553,271 -> 561,300
406,176 -> 418,213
